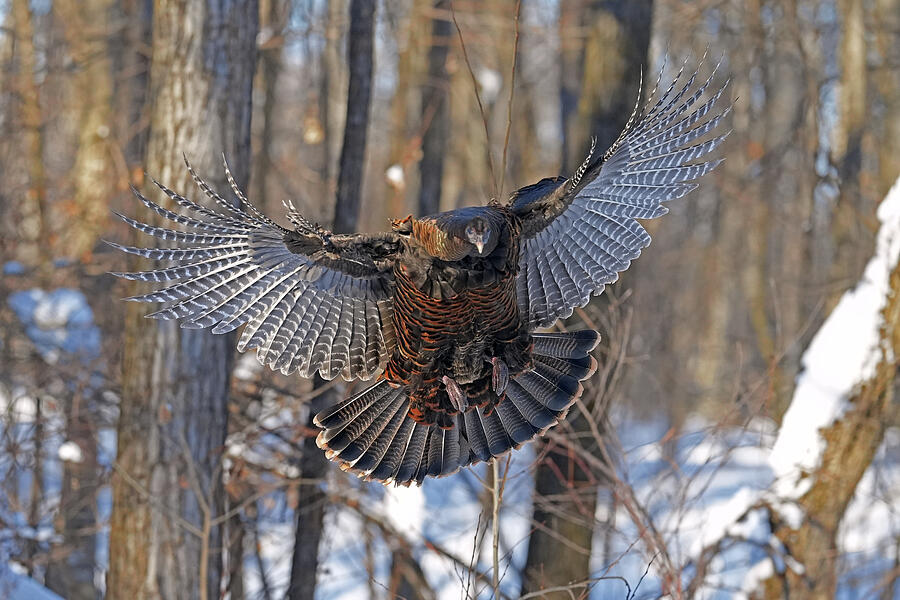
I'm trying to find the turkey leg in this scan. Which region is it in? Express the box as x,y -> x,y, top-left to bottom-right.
490,356 -> 509,396
442,375 -> 468,412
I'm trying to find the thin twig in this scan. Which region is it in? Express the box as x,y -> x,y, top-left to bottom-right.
492,459 -> 501,598
465,512 -> 486,599
497,0 -> 521,201
518,575 -> 633,600
450,0 -> 497,198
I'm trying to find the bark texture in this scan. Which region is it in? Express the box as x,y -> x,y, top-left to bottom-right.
108,2 -> 258,599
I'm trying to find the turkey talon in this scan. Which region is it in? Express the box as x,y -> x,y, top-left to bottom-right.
491,357 -> 509,396
442,375 -> 467,412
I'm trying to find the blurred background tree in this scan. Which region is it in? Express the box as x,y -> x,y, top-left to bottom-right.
0,0 -> 898,598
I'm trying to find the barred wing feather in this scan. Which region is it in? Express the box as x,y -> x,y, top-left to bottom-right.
110,161 -> 399,381
511,58 -> 731,329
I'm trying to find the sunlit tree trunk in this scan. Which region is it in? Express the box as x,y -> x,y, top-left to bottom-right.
320,0 -> 346,201
108,2 -> 258,599
872,0 -> 900,202
11,0 -> 48,266
55,0 -> 116,262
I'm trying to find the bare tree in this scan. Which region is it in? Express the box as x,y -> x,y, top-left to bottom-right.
522,2 -> 654,596
41,3 -> 116,595
10,0 -> 48,267
332,0 -> 376,234
108,3 -> 258,600
418,0 -> 451,216
55,0 -> 116,262
287,1 -> 376,598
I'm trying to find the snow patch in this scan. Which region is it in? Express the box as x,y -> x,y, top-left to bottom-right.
233,353 -> 260,381
740,557 -> 774,597
0,568 -> 64,600
58,441 -> 84,463
475,67 -> 503,103
0,388 -> 38,423
382,484 -> 425,538
688,487 -> 761,557
7,288 -> 101,364
3,261 -> 25,275
385,164 -> 405,189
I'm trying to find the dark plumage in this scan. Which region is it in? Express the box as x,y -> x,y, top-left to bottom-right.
111,59 -> 729,485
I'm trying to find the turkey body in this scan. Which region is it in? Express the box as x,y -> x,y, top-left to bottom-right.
111,58 -> 730,485
385,206 -> 529,428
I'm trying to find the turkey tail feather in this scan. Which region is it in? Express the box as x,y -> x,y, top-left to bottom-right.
314,329 -> 598,486
456,329 -> 599,469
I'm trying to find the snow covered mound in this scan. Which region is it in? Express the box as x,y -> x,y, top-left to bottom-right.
771,176 -> 900,499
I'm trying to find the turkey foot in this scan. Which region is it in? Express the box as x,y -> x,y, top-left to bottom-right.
490,357 -> 509,396
442,375 -> 468,413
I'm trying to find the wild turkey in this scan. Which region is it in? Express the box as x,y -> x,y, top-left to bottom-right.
111,59 -> 729,485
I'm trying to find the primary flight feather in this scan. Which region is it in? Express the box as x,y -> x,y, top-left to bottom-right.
112,58 -> 729,485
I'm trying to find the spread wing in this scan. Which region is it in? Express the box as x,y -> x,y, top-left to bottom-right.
509,57 -> 731,329
110,159 -> 399,381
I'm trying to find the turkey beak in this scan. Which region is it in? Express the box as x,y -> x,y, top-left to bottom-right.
474,240 -> 485,254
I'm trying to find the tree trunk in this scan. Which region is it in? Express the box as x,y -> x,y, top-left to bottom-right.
44,395 -> 100,600
872,0 -> 900,203
332,0 -> 376,234
417,0 -> 451,216
320,0 -> 346,197
108,2 -> 258,599
286,1 -> 376,598
55,0 -> 116,262
42,6 -> 114,593
251,0 -> 288,214
111,0 -> 153,172
522,2 -> 653,596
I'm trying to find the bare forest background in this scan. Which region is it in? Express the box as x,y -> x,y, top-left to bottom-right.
1,0 -> 900,599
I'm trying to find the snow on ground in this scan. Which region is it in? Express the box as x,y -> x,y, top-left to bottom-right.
3,261 -> 26,276
7,288 -> 101,364
0,567 -> 64,600
239,407 -> 900,599
588,415 -> 778,599
3,284 -> 112,592
771,176 -> 900,500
